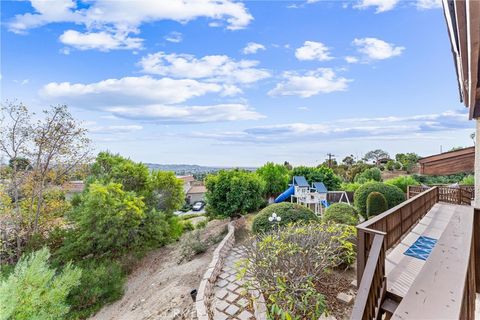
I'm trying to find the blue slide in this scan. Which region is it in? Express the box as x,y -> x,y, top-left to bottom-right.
321,199 -> 330,208
274,185 -> 295,203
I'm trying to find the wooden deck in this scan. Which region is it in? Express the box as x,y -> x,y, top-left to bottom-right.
351,186 -> 478,320
385,203 -> 459,298
392,204 -> 474,319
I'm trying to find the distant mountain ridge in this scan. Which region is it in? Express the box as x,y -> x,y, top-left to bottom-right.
145,163 -> 257,175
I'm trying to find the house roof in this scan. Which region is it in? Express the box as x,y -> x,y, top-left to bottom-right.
443,0 -> 480,118
313,182 -> 328,193
62,181 -> 85,193
177,175 -> 195,183
187,185 -> 207,194
293,176 -> 309,187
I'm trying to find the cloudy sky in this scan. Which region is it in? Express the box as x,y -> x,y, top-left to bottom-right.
1,0 -> 475,166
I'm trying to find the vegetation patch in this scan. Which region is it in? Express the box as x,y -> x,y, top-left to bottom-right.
354,181 -> 405,219
323,203 -> 359,226
252,202 -> 318,234
239,222 -> 356,319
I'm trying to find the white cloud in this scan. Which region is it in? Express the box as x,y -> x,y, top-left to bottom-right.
295,41 -> 333,61
165,32 -> 183,43
345,56 -> 359,64
243,42 -> 266,54
9,0 -> 253,50
59,30 -> 143,51
416,0 -> 442,9
40,76 -> 223,105
13,79 -> 29,85
108,104 -> 264,123
354,0 -> 400,13
192,109 -> 471,144
352,37 -> 404,61
269,68 -> 349,98
138,52 -> 271,85
89,124 -> 144,134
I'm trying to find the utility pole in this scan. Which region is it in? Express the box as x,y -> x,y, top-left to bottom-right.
326,153 -> 336,168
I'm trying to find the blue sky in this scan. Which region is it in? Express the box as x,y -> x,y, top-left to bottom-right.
1,0 -> 474,166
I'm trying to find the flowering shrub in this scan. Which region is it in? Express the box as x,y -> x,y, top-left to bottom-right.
238,222 -> 356,319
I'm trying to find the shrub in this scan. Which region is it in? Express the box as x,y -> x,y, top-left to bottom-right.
239,222 -> 356,319
256,162 -> 291,198
340,182 -> 362,192
323,203 -> 359,226
461,175 -> 474,185
182,220 -> 195,231
385,175 -> 420,193
354,182 -> 405,219
195,220 -> 208,229
291,165 -> 341,190
0,248 -> 81,320
354,167 -> 382,183
180,230 -> 208,261
366,192 -> 388,218
67,259 -> 125,319
205,169 -> 265,218
252,202 -> 318,234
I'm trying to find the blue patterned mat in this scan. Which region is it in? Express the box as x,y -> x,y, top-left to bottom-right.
404,236 -> 437,261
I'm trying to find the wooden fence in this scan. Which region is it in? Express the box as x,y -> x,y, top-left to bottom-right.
408,185 -> 473,203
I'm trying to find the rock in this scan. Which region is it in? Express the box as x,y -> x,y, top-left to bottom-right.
318,315 -> 337,320
350,279 -> 357,288
337,292 -> 354,305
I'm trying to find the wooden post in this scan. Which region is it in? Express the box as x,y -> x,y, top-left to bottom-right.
357,229 -> 366,289
474,208 -> 480,293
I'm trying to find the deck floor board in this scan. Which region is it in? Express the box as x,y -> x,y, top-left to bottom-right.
385,203 -> 458,298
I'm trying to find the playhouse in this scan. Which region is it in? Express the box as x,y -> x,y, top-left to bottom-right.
274,176 -> 350,215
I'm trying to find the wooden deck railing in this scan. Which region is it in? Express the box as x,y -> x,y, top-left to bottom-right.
350,233 -> 386,320
408,185 -> 473,204
353,186 -> 478,320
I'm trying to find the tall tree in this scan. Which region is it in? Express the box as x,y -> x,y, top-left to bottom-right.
363,149 -> 390,165
256,162 -> 290,198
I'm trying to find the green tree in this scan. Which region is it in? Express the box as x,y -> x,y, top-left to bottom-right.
342,155 -> 355,166
363,149 -> 389,165
385,175 -> 420,193
395,153 -> 420,172
146,171 -> 184,214
89,152 -> 149,193
0,247 -> 81,320
205,169 -> 265,218
61,182 -> 146,258
291,165 -> 341,190
366,192 -> 388,217
256,162 -> 290,198
354,167 -> 382,183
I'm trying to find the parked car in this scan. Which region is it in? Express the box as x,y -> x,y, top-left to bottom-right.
192,201 -> 205,211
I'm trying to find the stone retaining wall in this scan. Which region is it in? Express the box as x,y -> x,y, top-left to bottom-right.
195,218 -> 245,320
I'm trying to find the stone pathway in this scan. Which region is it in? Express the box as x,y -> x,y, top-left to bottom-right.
212,246 -> 255,320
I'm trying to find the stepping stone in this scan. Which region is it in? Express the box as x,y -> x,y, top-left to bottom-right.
215,299 -> 230,312
213,310 -> 229,320
227,274 -> 237,282
225,292 -> 239,303
217,279 -> 229,288
215,288 -> 228,299
226,283 -> 239,292
225,304 -> 240,316
337,292 -> 354,305
219,272 -> 230,279
237,310 -> 254,320
237,298 -> 249,307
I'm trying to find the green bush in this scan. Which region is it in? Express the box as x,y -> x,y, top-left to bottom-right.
67,259 -> 125,319
354,182 -> 405,219
239,222 -> 356,319
354,167 -> 382,183
0,248 -> 81,320
205,169 -> 265,218
256,162 -> 291,198
252,202 -> 318,234
385,175 -> 420,193
461,175 -> 474,185
366,192 -> 388,218
340,182 -> 362,192
323,203 -> 359,226
182,220 -> 195,231
291,165 -> 341,190
195,220 -> 208,229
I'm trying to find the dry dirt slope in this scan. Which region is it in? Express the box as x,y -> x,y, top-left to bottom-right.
90,220 -> 229,320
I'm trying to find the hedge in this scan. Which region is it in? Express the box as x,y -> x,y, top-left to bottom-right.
252,202 -> 318,234
366,192 -> 388,218
323,203 -> 359,226
354,181 -> 405,219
